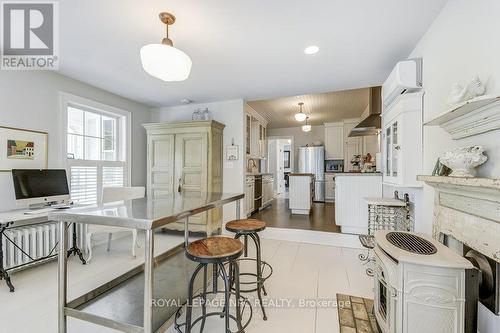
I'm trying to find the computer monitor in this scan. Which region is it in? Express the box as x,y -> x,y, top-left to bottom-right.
12,169 -> 70,207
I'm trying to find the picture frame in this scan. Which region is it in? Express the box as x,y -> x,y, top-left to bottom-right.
0,126 -> 48,172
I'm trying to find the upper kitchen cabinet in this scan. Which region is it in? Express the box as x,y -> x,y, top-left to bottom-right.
324,122 -> 344,160
382,92 -> 423,187
343,118 -> 362,163
245,104 -> 268,159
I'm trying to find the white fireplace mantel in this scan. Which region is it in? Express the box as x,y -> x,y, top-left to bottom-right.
418,175 -> 500,263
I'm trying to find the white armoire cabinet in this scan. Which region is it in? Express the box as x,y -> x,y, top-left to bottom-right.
143,120 -> 225,235
381,92 -> 423,187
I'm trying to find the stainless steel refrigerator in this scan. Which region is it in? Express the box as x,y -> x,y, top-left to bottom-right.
298,146 -> 325,202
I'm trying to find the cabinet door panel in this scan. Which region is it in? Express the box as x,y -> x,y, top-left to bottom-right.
175,133 -> 208,223
175,133 -> 208,192
148,134 -> 174,197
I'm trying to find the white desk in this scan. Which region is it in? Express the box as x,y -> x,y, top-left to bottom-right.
0,206 -> 86,292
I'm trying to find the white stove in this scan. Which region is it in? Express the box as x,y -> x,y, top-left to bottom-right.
373,231 -> 476,333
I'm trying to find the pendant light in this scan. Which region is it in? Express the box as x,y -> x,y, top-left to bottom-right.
140,12 -> 192,82
302,116 -> 311,132
295,102 -> 307,122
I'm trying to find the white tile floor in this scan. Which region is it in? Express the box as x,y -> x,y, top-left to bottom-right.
0,232 -> 373,333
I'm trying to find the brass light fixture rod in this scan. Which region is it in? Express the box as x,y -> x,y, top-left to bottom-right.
159,12 -> 176,47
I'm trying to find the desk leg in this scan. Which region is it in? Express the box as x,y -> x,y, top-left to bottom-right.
144,230 -> 154,333
58,221 -> 68,333
66,223 -> 86,265
0,224 -> 15,292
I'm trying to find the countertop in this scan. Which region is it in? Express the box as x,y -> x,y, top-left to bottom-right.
288,173 -> 314,177
246,173 -> 273,176
334,172 -> 382,176
48,192 -> 244,230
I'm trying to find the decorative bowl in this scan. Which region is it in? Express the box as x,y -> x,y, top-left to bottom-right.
439,146 -> 487,177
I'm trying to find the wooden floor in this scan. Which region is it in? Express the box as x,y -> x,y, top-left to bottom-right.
251,197 -> 341,233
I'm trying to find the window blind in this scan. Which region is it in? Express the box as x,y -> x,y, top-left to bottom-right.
70,166 -> 98,204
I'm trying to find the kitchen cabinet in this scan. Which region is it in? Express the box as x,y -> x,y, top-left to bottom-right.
324,122 -> 344,160
262,174 -> 274,207
325,173 -> 336,202
289,174 -> 314,215
382,92 -> 423,187
144,120 -> 224,235
245,176 -> 255,216
246,112 -> 267,159
343,119 -> 362,164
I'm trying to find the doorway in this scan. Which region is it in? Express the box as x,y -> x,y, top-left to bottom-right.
267,136 -> 293,196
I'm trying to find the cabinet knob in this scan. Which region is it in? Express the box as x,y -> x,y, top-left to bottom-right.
177,178 -> 182,193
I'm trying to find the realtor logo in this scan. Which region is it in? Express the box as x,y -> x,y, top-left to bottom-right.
1,1 -> 59,70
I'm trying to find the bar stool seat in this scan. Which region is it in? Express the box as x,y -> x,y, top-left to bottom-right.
186,237 -> 244,263
225,219 -> 266,234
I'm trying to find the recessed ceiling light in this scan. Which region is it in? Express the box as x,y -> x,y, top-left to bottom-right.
180,98 -> 192,104
304,45 -> 319,55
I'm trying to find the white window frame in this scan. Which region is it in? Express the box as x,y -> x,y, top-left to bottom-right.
59,92 -> 132,203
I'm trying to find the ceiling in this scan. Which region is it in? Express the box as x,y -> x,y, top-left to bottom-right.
58,0 -> 447,107
248,88 -> 370,128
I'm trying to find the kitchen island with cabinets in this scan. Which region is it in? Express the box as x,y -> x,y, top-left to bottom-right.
288,173 -> 315,215
334,173 -> 382,234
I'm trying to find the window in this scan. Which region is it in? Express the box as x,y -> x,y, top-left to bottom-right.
62,94 -> 130,205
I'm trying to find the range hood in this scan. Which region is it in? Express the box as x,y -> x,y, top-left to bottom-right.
349,86 -> 382,137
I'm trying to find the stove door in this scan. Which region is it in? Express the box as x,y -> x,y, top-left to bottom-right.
374,261 -> 398,333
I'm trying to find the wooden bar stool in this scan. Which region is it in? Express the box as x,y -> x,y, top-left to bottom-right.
225,219 -> 273,321
174,236 -> 252,333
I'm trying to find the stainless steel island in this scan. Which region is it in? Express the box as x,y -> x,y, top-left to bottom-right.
49,192 -> 244,333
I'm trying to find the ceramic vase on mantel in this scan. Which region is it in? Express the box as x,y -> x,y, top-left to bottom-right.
439,146 -> 488,177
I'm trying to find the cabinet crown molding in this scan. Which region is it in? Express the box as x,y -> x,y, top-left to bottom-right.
143,120 -> 225,131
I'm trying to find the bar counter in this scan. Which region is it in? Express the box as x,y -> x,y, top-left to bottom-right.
49,192 -> 244,333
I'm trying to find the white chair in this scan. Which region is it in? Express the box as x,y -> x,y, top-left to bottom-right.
86,186 -> 145,262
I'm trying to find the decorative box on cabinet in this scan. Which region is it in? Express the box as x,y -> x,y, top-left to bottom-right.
143,120 -> 225,236
382,92 -> 423,187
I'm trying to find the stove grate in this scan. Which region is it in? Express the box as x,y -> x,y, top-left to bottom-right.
386,232 -> 437,255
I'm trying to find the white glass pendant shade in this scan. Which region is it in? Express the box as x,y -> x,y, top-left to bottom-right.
295,112 -> 307,122
140,43 -> 192,82
302,124 -> 311,132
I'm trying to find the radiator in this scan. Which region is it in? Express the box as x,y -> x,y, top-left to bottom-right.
1,222 -> 84,270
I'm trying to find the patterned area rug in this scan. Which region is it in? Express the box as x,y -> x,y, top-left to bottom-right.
336,294 -> 379,333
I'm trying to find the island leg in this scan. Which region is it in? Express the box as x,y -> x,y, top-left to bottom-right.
58,221 -> 68,333
144,230 -> 154,333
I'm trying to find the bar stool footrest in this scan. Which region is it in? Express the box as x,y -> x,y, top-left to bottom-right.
174,290 -> 253,333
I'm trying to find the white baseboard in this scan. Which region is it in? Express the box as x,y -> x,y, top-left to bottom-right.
258,227 -> 363,249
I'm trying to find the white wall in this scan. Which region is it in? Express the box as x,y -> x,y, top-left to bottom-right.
0,71 -> 151,212
407,1 -> 500,331
151,99 -> 246,223
268,125 -> 324,170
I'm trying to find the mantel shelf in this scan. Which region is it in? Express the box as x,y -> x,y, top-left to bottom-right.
417,175 -> 500,191
424,95 -> 500,139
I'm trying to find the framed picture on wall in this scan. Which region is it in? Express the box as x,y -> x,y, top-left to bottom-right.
0,126 -> 48,172
284,150 -> 290,168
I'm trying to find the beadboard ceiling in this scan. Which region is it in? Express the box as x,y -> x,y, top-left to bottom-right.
248,88 -> 370,129
56,0 -> 447,107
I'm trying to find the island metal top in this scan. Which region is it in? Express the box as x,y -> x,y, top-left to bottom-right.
49,192 -> 244,230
